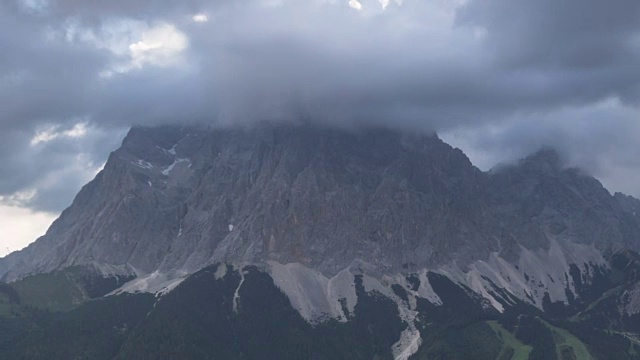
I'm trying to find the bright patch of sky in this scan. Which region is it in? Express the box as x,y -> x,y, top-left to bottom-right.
348,0 -> 363,11
1,124 -> 122,256
192,13 -> 209,22
19,0 -> 47,13
348,0 -> 404,12
0,205 -> 55,257
31,122 -> 88,146
127,24 -> 188,69
95,23 -> 189,77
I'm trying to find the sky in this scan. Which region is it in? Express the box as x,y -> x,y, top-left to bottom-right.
0,0 -> 639,256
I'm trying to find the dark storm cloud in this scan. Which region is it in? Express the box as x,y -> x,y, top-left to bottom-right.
446,0 -> 640,195
0,7 -> 106,130
457,0 -> 640,68
0,0 -> 639,213
456,0 -> 640,104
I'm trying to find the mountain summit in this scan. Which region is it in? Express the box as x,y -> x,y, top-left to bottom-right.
2,124 -> 640,359
3,125 -> 638,280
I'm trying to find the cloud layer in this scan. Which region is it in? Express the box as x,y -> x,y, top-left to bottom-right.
1,0 -> 639,216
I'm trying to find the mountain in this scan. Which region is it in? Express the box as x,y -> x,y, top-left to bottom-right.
2,124 -> 640,359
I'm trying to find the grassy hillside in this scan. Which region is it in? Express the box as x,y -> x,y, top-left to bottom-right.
1,263 -> 640,359
487,321 -> 533,360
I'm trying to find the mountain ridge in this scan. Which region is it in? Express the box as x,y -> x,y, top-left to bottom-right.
3,123 -> 640,359
2,123 -> 639,288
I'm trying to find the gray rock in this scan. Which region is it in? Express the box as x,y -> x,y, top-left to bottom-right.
1,124 -> 640,282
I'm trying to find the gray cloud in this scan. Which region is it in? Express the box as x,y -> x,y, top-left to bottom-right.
457,0 -> 640,67
0,0 -> 639,213
441,100 -> 640,197
0,124 -> 125,212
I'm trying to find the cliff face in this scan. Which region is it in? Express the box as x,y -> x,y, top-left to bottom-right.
1,124 -> 639,306
490,148 -> 640,254
3,124 -> 640,359
0,125 -> 489,278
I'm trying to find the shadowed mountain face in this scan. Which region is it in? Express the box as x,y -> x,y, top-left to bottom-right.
2,124 -> 640,359
490,149 -> 640,254
2,124 -> 638,282
1,125 -> 489,279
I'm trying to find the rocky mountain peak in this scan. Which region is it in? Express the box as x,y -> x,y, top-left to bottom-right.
1,123 -> 640,302
3,125 -> 640,360
0,124 -> 488,280
520,147 -> 563,173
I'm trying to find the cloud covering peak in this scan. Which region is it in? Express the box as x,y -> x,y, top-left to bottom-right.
0,0 -> 639,216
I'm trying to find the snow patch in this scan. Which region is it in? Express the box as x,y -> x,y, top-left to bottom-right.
134,159 -> 153,170
162,158 -> 190,176
161,134 -> 187,155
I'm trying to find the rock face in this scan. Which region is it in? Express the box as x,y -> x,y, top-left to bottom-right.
0,125 -> 485,279
1,124 -> 640,306
4,124 -> 640,359
490,148 -> 640,254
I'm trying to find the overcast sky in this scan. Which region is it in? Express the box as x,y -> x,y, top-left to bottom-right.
1,0 -> 639,256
